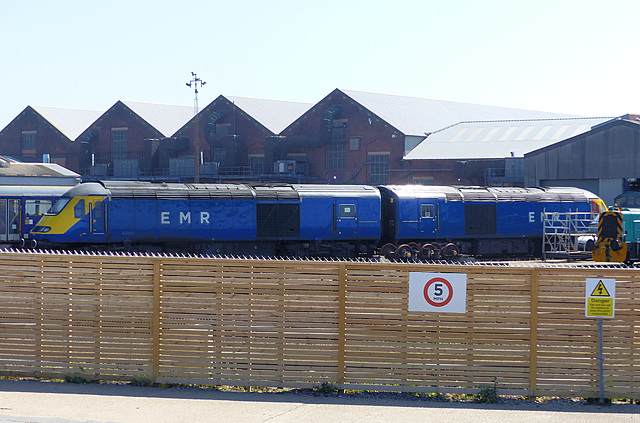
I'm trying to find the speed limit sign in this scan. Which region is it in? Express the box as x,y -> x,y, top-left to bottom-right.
409,272 -> 467,313
424,277 -> 454,307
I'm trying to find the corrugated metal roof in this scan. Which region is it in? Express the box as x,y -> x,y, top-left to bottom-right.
404,117 -> 613,160
121,101 -> 194,138
340,89 -> 580,136
31,106 -> 103,140
223,95 -> 313,134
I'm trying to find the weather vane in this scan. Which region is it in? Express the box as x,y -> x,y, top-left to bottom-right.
185,72 -> 206,115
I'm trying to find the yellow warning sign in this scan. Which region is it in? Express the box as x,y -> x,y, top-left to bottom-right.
585,278 -> 615,319
587,297 -> 614,317
590,280 -> 611,297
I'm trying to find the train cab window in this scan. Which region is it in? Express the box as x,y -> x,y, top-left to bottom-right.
74,200 -> 85,218
339,204 -> 356,218
420,204 -> 435,218
25,200 -> 53,217
50,197 -> 70,215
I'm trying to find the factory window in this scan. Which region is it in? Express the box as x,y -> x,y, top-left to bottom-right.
420,204 -> 435,218
112,128 -> 128,160
21,131 -> 36,151
369,152 -> 389,184
249,155 -> 264,175
350,136 -> 361,151
339,204 -> 356,218
328,125 -> 346,170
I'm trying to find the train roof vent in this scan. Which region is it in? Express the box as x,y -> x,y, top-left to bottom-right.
444,192 -> 462,201
185,184 -> 254,200
495,192 -> 527,201
105,182 -> 254,200
538,191 -> 585,202
254,185 -> 300,201
489,188 -> 543,202
458,188 -> 496,202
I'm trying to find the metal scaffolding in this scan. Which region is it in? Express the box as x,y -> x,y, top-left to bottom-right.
542,210 -> 597,260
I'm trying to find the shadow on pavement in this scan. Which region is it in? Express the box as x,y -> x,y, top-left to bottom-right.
0,379 -> 636,414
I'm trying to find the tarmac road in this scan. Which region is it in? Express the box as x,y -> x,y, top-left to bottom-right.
0,379 -> 638,423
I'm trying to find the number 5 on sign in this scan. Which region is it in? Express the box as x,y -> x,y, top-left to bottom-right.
409,272 -> 467,313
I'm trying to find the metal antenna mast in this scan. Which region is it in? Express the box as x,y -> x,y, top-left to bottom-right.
185,72 -> 206,115
185,72 -> 206,182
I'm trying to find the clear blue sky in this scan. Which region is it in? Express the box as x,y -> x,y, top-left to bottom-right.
2,0 -> 639,129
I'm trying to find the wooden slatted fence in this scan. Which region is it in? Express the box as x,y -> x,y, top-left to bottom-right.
0,251 -> 638,398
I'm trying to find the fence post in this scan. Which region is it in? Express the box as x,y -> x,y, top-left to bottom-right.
36,257 -> 44,378
338,263 -> 346,388
152,260 -> 161,383
529,267 -> 539,398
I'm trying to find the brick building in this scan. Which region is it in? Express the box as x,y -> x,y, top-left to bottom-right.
77,101 -> 193,178
0,106 -> 102,171
275,89 -> 575,185
1,89 -> 620,188
172,95 -> 312,180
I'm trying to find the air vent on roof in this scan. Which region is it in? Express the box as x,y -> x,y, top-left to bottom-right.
254,186 -> 299,201
459,188 -> 496,202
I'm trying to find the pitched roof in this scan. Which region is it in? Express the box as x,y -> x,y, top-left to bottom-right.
30,106 -> 103,140
340,89 -> 579,137
524,116 -> 640,157
121,101 -> 195,137
222,95 -> 313,134
404,117 -> 613,160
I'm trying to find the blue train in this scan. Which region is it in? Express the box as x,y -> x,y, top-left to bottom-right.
30,181 -> 605,259
0,185 -> 72,248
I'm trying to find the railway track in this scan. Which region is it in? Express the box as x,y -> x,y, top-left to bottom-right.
1,248 -> 634,268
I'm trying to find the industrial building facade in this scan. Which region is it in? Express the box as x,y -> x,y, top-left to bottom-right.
524,115 -> 640,205
0,90 -> 637,204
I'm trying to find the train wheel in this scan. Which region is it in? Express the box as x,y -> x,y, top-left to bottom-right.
420,243 -> 436,260
408,242 -> 421,259
429,242 -> 442,259
585,239 -> 595,251
396,244 -> 413,260
380,243 -> 397,260
441,243 -> 459,259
